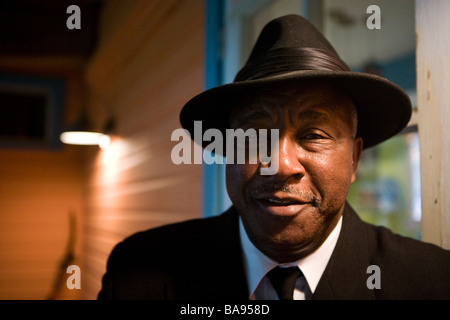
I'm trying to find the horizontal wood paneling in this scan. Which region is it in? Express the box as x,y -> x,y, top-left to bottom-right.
0,148 -> 85,300
82,0 -> 205,299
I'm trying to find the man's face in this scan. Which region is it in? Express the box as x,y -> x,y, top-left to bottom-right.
226,82 -> 363,263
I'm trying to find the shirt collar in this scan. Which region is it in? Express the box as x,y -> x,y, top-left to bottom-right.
239,214 -> 342,298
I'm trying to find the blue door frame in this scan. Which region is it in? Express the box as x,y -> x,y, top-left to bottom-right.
203,0 -> 228,217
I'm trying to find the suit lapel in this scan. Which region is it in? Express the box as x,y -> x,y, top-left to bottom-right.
313,203 -> 376,300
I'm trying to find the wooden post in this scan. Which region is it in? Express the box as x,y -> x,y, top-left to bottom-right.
416,0 -> 450,249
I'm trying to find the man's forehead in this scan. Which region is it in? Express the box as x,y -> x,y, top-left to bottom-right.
231,82 -> 354,122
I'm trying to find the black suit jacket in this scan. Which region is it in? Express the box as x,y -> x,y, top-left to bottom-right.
98,203 -> 450,299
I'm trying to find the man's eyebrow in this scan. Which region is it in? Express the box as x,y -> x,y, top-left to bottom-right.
231,108 -> 273,127
294,108 -> 332,122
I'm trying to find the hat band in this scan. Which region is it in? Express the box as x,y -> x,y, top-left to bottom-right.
234,47 -> 350,82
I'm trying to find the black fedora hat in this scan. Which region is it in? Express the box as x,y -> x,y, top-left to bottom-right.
180,14 -> 412,151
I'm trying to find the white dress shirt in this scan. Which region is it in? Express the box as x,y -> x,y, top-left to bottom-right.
239,215 -> 342,300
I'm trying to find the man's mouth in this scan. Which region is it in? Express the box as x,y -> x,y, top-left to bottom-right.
265,198 -> 301,205
255,194 -> 311,217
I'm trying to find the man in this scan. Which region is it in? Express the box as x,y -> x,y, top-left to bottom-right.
98,14 -> 450,300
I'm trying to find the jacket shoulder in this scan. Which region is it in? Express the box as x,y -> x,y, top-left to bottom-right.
363,219 -> 450,299
122,214 -> 222,249
98,207 -> 243,299
365,220 -> 450,266
108,210 -> 235,266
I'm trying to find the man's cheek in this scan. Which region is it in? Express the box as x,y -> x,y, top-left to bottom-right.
228,163 -> 259,179
226,164 -> 258,200
225,165 -> 245,195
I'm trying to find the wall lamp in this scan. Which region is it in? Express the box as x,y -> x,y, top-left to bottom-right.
60,111 -> 114,149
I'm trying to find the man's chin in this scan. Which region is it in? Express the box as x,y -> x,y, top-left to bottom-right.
243,212 -> 331,261
259,237 -> 319,263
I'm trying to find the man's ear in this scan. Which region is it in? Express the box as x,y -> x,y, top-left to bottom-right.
351,137 -> 363,183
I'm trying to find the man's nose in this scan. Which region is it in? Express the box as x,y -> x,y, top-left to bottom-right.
270,135 -> 306,181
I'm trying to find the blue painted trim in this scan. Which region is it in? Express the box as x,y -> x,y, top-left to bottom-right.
352,51 -> 416,92
380,52 -> 416,92
205,0 -> 224,89
301,0 -> 310,18
203,0 -> 226,217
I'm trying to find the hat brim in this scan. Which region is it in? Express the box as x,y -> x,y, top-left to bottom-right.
180,70 -> 412,153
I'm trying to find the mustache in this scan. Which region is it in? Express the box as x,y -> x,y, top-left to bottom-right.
249,183 -> 320,206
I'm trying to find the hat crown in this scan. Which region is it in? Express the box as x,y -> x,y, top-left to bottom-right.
235,15 -> 349,82
247,14 -> 340,62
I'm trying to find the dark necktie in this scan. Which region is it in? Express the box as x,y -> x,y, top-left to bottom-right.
267,266 -> 301,300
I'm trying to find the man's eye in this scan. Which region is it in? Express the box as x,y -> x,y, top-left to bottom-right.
303,133 -> 324,140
